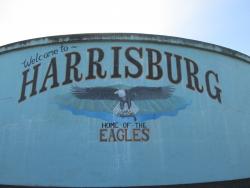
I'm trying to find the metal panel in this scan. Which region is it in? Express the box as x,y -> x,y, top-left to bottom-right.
0,33 -> 249,187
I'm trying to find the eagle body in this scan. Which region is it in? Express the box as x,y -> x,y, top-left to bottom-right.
115,89 -> 132,110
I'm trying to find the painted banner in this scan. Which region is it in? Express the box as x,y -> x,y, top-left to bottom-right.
0,34 -> 250,187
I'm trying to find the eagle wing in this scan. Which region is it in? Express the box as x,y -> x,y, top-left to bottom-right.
71,86 -> 119,100
128,86 -> 174,100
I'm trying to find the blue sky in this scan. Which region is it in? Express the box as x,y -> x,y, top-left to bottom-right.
0,0 -> 249,55
189,0 -> 250,55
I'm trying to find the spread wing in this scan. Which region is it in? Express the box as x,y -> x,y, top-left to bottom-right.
71,86 -> 119,100
128,86 -> 174,100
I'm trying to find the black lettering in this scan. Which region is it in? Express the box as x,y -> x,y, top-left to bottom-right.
146,48 -> 162,80
86,48 -> 106,79
62,52 -> 82,85
141,128 -> 150,141
100,129 -> 108,142
108,128 -> 117,142
111,47 -> 122,78
125,129 -> 133,141
205,70 -> 222,103
185,58 -> 204,92
117,129 -> 125,141
39,57 -> 59,93
132,129 -> 141,142
125,47 -> 143,78
18,63 -> 41,103
165,52 -> 182,84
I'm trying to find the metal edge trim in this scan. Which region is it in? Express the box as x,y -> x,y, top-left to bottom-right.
1,177 -> 250,188
0,33 -> 249,64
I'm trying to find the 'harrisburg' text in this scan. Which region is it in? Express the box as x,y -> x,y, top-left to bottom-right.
18,46 -> 222,103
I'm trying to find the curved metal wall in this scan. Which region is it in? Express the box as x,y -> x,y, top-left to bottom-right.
0,33 -> 249,187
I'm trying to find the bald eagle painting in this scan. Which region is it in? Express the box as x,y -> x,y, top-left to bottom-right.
56,85 -> 190,122
71,86 -> 174,121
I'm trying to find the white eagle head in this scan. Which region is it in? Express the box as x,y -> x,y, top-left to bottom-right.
114,89 -> 126,98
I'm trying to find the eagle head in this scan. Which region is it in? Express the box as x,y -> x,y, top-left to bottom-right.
114,89 -> 126,98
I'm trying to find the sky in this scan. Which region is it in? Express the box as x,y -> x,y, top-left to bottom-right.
0,0 -> 249,55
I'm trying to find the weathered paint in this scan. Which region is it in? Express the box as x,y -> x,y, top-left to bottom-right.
0,33 -> 250,187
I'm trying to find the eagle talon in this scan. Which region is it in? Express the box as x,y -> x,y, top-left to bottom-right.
127,110 -> 133,115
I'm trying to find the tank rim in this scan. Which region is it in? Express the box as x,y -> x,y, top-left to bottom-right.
0,33 -> 249,63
